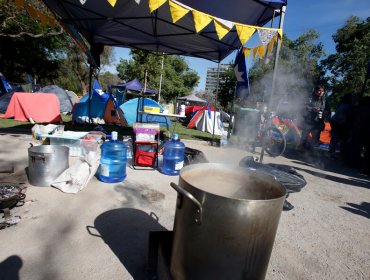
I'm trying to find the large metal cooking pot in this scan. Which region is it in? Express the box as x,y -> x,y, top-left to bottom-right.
28,145 -> 69,187
170,163 -> 286,280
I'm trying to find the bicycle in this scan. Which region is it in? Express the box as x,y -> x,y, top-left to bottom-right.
257,111 -> 286,158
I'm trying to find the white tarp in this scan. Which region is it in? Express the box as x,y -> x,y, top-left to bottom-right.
51,152 -> 100,194
195,110 -> 224,136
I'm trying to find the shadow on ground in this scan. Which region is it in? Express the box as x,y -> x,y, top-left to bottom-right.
283,148 -> 369,189
340,202 -> 370,219
0,255 -> 23,280
88,208 -> 166,280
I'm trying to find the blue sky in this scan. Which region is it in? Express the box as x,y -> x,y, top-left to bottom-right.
109,0 -> 370,90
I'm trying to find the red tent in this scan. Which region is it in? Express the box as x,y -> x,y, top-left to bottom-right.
0,92 -> 62,123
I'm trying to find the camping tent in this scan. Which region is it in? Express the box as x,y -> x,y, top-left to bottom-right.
0,74 -> 13,112
177,94 -> 206,103
72,81 -> 128,125
65,90 -> 79,106
0,92 -> 62,123
72,89 -> 110,124
187,109 -> 224,136
0,74 -> 12,97
38,85 -> 75,113
120,97 -> 171,127
187,107 -> 228,135
112,79 -> 156,95
0,92 -> 13,113
111,79 -> 157,106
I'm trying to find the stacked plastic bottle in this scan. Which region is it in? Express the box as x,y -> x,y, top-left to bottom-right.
123,137 -> 133,166
220,131 -> 228,147
97,131 -> 127,183
161,133 -> 185,176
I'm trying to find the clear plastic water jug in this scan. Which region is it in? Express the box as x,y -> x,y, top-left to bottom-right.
98,131 -> 127,183
161,134 -> 185,176
220,131 -> 228,147
123,137 -> 133,166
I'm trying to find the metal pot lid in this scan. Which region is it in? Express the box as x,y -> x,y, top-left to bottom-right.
29,145 -> 69,154
239,156 -> 306,192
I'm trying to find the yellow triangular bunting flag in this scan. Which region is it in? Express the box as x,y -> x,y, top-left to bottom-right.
107,0 -> 117,7
243,48 -> 251,58
257,29 -> 277,46
169,0 -> 190,23
48,16 -> 56,28
253,47 -> 258,59
15,0 -> 24,8
192,10 -> 213,33
257,45 -> 265,58
214,19 -> 231,40
268,39 -> 275,54
235,24 -> 255,46
39,12 -> 47,27
149,0 -> 167,13
26,5 -> 38,19
278,28 -> 283,39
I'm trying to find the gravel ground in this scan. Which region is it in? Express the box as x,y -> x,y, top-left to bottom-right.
0,133 -> 369,280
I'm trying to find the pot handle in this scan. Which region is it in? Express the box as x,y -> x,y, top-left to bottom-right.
30,154 -> 47,163
170,182 -> 202,225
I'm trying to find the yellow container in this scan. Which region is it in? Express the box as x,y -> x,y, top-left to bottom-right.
144,106 -> 161,113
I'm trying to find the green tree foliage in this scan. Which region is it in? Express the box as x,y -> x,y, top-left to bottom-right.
54,42 -> 114,94
98,71 -> 121,90
0,0 -> 114,95
116,50 -> 199,102
0,0 -> 64,84
321,16 -> 370,103
217,66 -> 236,112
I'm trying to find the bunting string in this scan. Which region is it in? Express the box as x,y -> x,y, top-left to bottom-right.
14,0 -> 98,67
19,0 -> 284,61
101,0 -> 285,59
147,0 -> 283,59
15,0 -> 58,28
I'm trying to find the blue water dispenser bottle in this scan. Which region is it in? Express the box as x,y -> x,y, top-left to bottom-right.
161,133 -> 185,176
98,131 -> 127,183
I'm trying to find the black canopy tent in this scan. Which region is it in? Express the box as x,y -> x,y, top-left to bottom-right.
42,0 -> 286,62
42,0 -> 287,142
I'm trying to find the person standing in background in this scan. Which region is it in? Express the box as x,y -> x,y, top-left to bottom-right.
329,94 -> 352,156
300,85 -> 331,149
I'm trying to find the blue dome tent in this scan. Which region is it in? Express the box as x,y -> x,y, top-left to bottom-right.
120,97 -> 171,127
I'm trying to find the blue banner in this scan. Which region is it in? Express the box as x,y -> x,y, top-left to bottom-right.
234,50 -> 250,99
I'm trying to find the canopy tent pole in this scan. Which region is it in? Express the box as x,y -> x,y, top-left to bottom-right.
211,62 -> 221,145
260,5 -> 287,163
88,64 -> 93,124
158,53 -> 165,103
137,69 -> 149,123
142,69 -> 148,122
227,82 -> 238,140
